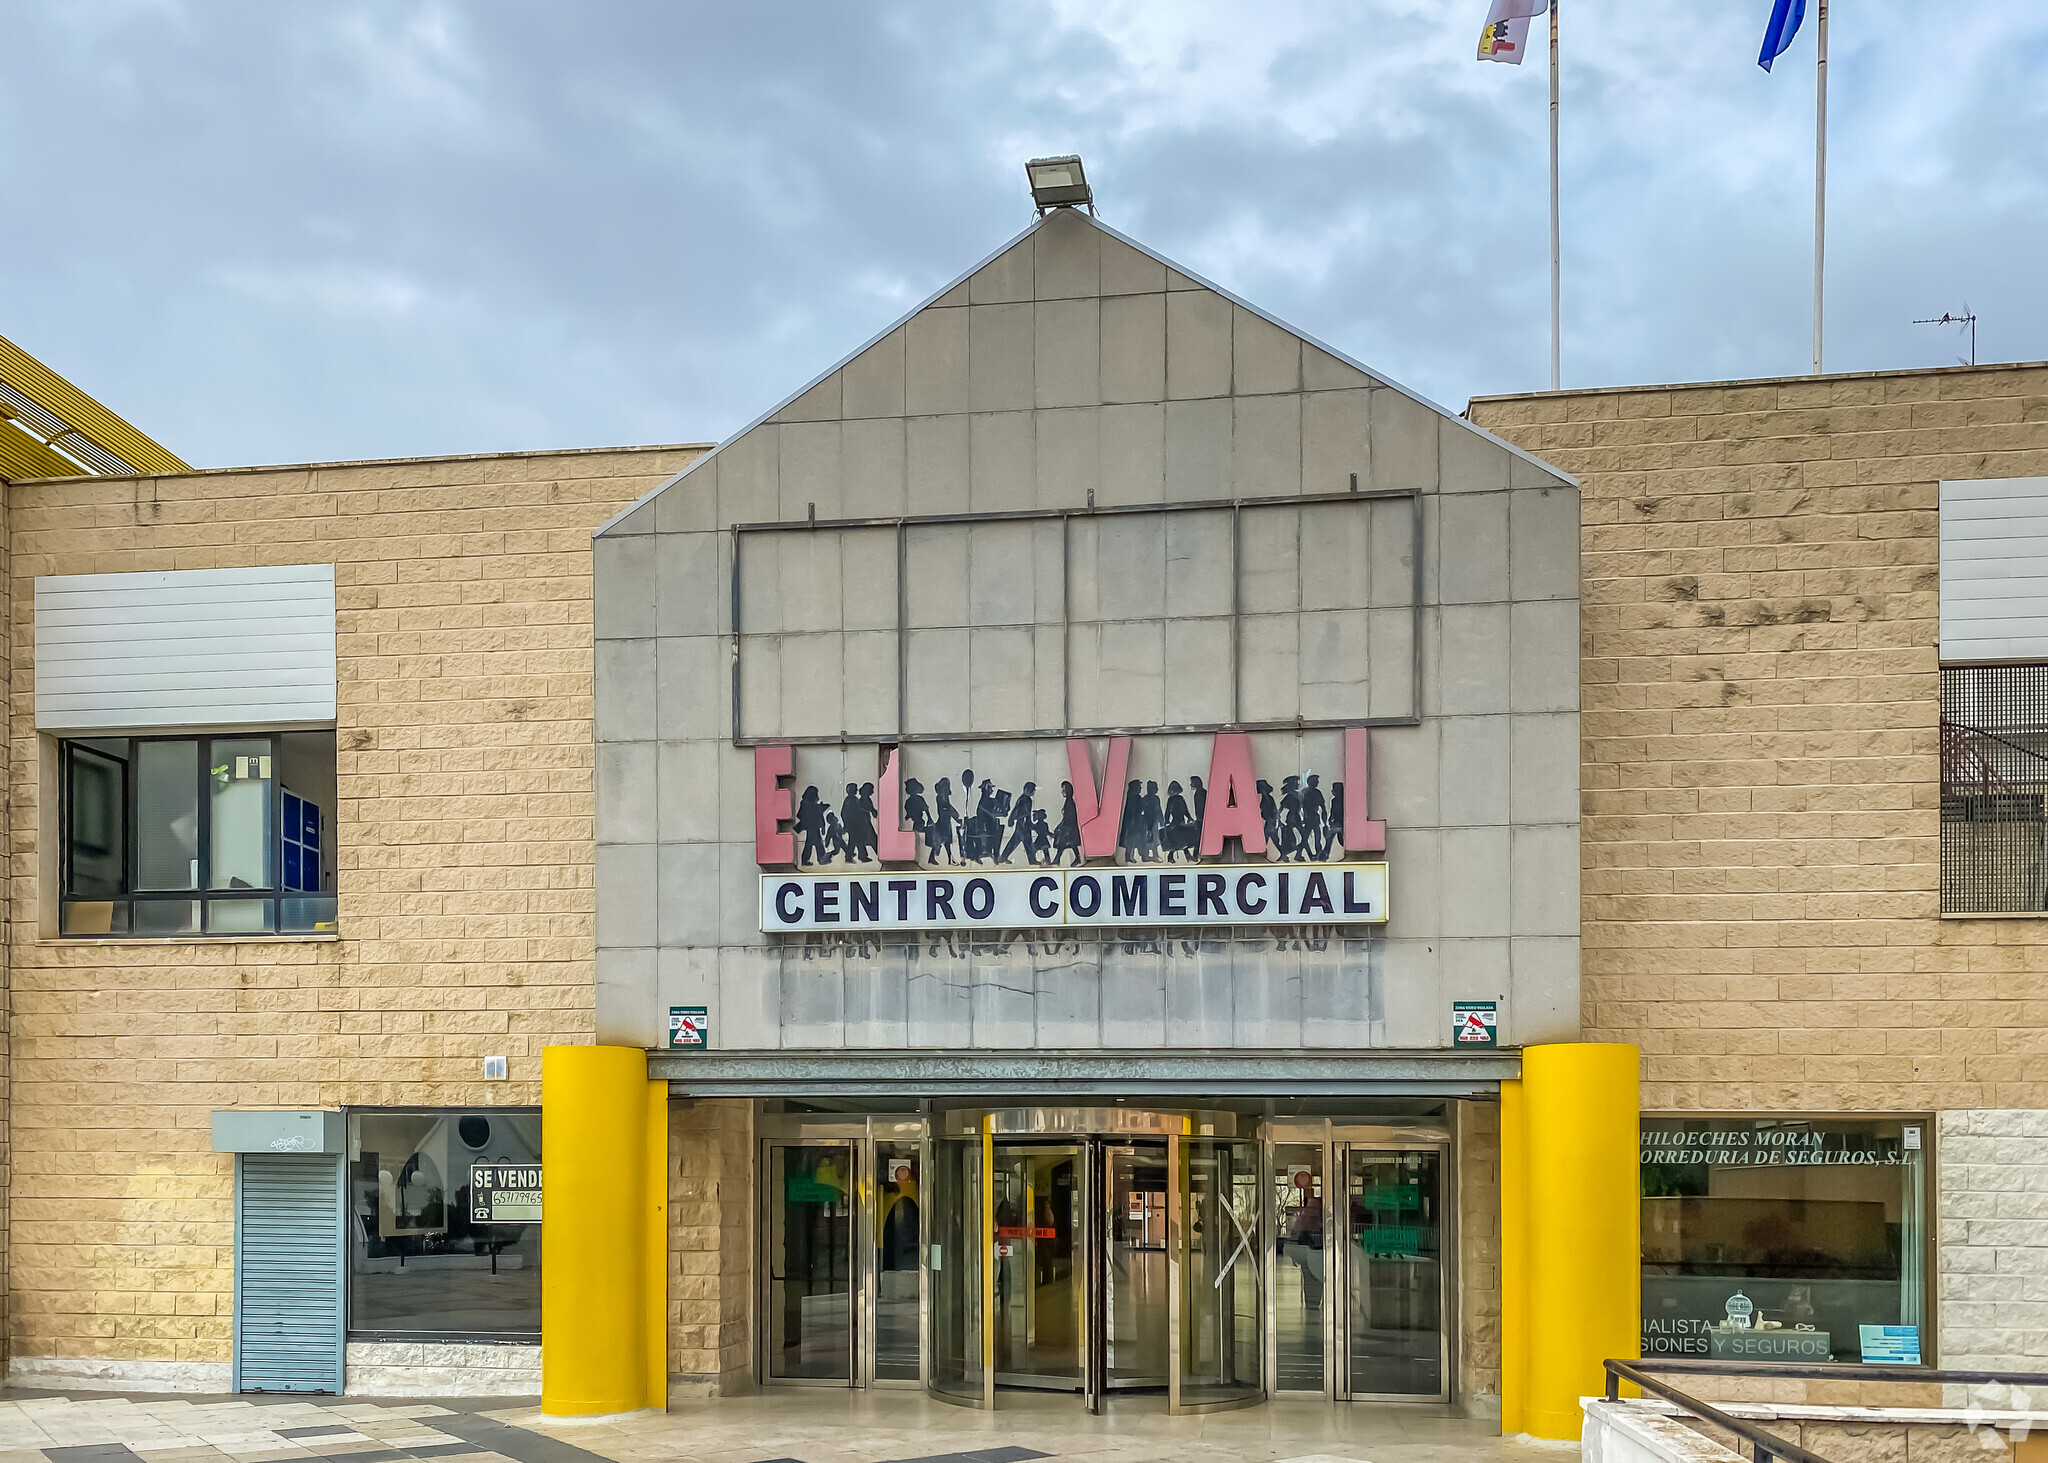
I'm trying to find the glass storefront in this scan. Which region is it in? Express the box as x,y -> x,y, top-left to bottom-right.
347,1109 -> 541,1338
1641,1116 -> 1929,1364
760,1105 -> 1450,1411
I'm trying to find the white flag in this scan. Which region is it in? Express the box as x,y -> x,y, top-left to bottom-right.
1478,0 -> 1549,64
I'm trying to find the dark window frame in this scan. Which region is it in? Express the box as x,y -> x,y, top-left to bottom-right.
1638,1111 -> 1935,1367
58,730 -> 337,938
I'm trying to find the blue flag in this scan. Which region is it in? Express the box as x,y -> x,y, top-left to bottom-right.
1758,0 -> 1807,71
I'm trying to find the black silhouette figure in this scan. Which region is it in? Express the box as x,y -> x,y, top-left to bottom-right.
1330,779 -> 1345,853
796,787 -> 829,866
1162,781 -> 1194,861
1303,773 -> 1331,859
842,783 -> 877,863
1140,781 -> 1164,862
1257,779 -> 1279,850
930,778 -> 961,864
1190,775 -> 1207,832
823,812 -> 847,861
1118,779 -> 1144,862
1027,809 -> 1052,864
861,782 -> 881,856
903,779 -> 931,844
1052,782 -> 1082,866
1278,775 -> 1305,860
964,779 -> 1002,863
1001,781 -> 1037,864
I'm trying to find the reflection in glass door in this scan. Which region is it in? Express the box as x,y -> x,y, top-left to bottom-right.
992,1145 -> 1083,1390
766,1143 -> 854,1381
1103,1143 -> 1169,1390
1171,1137 -> 1263,1413
1271,1142 -> 1327,1393
873,1142 -> 922,1382
928,1135 -> 989,1407
1344,1148 -> 1444,1399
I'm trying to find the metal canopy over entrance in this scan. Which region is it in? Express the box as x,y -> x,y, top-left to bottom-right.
754,1103 -> 1455,1413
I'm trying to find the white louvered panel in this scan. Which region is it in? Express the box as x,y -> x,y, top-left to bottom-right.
34,564 -> 336,730
1941,478 -> 2048,663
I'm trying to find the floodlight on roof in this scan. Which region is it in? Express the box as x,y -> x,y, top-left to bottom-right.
1026,155 -> 1093,215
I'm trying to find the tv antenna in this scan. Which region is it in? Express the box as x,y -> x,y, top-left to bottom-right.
1913,307 -> 1977,367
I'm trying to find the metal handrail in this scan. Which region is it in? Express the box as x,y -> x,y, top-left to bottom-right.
1604,1359 -> 1833,1463
1603,1358 -> 2048,1463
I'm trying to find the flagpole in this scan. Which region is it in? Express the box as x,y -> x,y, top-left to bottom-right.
1548,0 -> 1561,390
1812,0 -> 1827,374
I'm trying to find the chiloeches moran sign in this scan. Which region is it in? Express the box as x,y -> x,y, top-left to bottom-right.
755,729 -> 1390,933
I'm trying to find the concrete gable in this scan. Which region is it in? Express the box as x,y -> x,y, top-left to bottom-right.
600,208 -> 1567,540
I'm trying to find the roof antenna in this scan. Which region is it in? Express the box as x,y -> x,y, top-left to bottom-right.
1913,306 -> 1977,367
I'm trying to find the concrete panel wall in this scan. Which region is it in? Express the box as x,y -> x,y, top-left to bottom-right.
596,209 -> 1581,1057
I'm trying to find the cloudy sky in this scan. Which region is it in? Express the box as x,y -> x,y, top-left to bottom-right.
4,1 -> 2043,469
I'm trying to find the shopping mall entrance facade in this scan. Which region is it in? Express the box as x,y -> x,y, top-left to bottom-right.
756,1102 -> 1451,1412
579,195 -> 1622,1426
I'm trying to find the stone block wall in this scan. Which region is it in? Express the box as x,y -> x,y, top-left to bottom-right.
1470,364 -> 2048,1113
1455,1098 -> 1502,1415
4,444 -> 702,1379
670,1097 -> 752,1396
1472,363 -> 2048,1382
1939,1109 -> 2048,1371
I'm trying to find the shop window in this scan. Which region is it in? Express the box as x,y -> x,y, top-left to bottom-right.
1640,1117 -> 1928,1364
58,731 -> 337,936
348,1110 -> 542,1340
1942,662 -> 2048,913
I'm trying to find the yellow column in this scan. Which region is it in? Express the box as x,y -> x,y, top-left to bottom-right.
1500,1042 -> 1640,1441
542,1044 -> 668,1415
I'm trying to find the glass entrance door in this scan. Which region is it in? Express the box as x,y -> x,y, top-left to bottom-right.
872,1139 -> 923,1383
1270,1141 -> 1329,1393
1102,1142 -> 1170,1391
992,1143 -> 1084,1390
1340,1147 -> 1446,1400
1169,1136 -> 1263,1414
928,1133 -> 991,1407
765,1142 -> 855,1382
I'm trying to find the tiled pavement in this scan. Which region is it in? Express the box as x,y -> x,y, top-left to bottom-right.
0,1391 -> 1552,1463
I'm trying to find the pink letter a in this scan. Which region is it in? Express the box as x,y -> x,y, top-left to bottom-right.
1199,732 -> 1266,857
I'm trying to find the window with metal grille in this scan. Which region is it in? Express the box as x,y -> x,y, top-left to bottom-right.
1940,663 -> 2048,913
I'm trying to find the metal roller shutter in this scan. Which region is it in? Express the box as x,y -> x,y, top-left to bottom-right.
233,1153 -> 345,1393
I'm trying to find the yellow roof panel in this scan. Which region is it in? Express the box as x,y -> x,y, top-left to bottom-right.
0,331 -> 189,477
0,422 -> 88,481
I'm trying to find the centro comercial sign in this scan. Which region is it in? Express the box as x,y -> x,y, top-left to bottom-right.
754,729 -> 1389,933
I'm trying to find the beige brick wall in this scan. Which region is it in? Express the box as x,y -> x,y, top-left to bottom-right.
1471,363 -> 2048,1113
668,1098 -> 752,1395
6,445 -> 702,1369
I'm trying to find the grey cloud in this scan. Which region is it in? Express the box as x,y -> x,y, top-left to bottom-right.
0,0 -> 2041,468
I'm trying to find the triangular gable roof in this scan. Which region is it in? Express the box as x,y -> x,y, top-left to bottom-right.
596,208 -> 1572,537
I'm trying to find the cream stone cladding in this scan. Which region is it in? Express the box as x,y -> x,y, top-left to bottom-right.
5,443 -> 703,1382
1471,361 -> 2048,1374
1468,365 -> 2048,1110
592,206 -> 1585,1058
